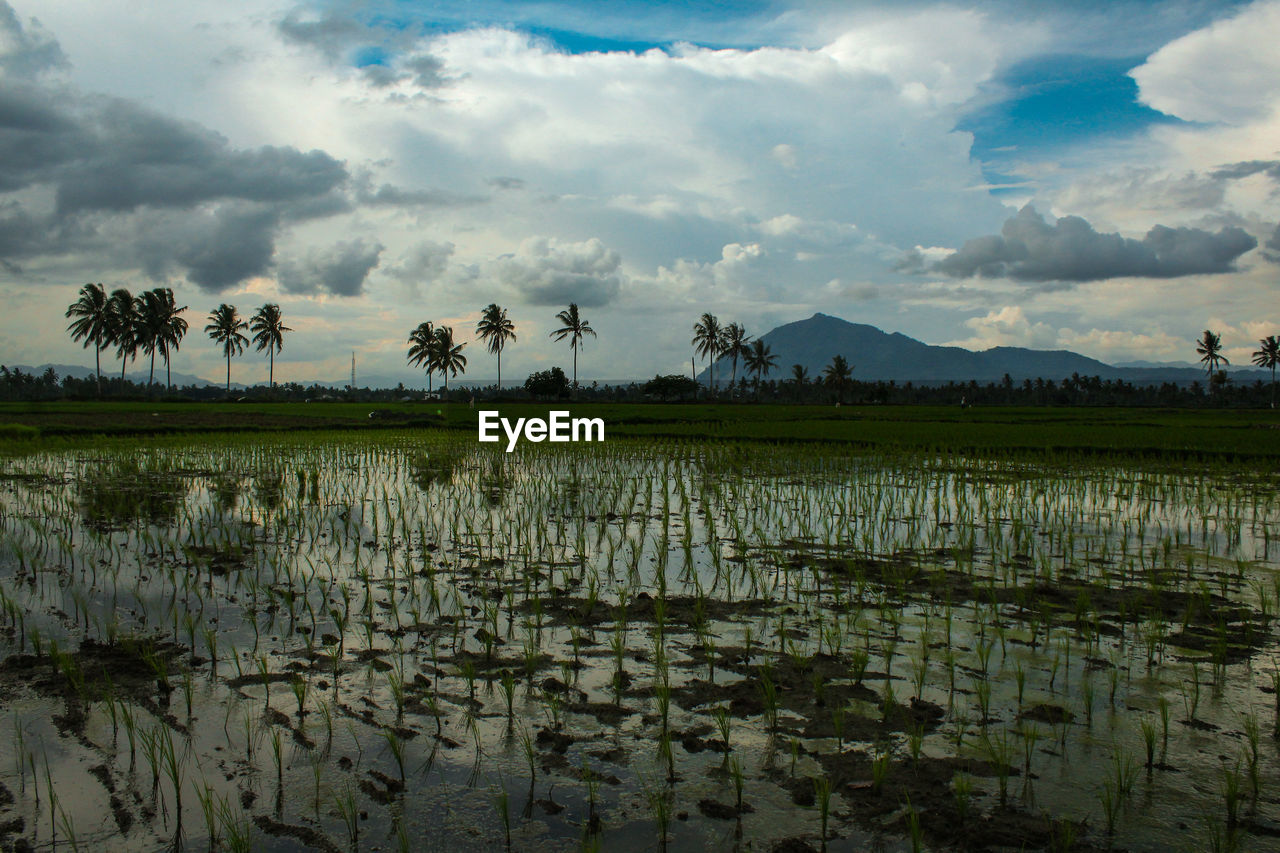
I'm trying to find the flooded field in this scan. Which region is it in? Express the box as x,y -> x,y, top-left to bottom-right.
0,432 -> 1278,851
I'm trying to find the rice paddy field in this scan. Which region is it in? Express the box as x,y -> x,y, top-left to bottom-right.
1,413 -> 1280,851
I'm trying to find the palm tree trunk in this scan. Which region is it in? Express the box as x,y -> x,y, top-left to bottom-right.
496,348 -> 501,393
166,355 -> 171,391
1272,365 -> 1276,409
226,353 -> 231,395
121,357 -> 127,382
269,349 -> 275,389
149,350 -> 156,388
572,344 -> 578,400
94,343 -> 102,396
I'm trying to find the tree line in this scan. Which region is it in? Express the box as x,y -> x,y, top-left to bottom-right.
65,283 -> 291,393
57,284 -> 1280,407
403,302 -> 596,396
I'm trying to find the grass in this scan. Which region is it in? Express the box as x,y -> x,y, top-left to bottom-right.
2,400 -> 1278,458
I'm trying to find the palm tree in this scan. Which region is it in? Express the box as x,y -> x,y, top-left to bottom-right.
719,322 -> 751,392
250,303 -> 291,388
106,288 -> 140,382
822,355 -> 853,405
205,304 -> 249,394
476,303 -> 516,391
790,363 -> 809,401
550,303 -> 596,396
1196,329 -> 1229,395
136,288 -> 182,389
406,321 -> 436,393
150,288 -> 189,391
744,339 -> 778,401
692,313 -> 723,398
64,283 -> 111,394
429,325 -> 467,393
1253,335 -> 1280,408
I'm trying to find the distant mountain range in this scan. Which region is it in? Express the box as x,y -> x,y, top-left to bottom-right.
701,313 -> 1268,385
7,363 -> 232,388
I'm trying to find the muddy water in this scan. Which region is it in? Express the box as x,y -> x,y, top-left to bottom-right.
0,435 -> 1277,851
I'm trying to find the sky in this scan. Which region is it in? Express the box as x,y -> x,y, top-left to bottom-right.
2,0 -> 1279,385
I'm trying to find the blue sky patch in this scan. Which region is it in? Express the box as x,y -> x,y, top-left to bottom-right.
959,54 -> 1186,178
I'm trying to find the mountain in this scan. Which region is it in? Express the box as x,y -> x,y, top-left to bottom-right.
8,363 -> 226,387
702,314 -> 1267,385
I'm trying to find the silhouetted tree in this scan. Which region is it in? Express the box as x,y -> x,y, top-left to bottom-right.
205,304 -> 249,394
107,288 -> 140,381
430,325 -> 467,393
476,303 -> 516,391
64,283 -> 110,394
550,303 -> 596,397
744,339 -> 777,401
407,321 -> 436,393
822,354 -> 853,405
720,322 -> 751,391
1253,335 -> 1280,408
1196,329 -> 1228,381
250,303 -> 291,388
692,313 -> 722,398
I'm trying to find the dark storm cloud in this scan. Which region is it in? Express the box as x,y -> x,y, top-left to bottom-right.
134,205 -> 282,292
278,240 -> 384,297
0,70 -> 348,291
276,9 -> 366,60
0,7 -> 465,295
1211,160 -> 1280,181
51,99 -> 347,215
933,206 -> 1257,282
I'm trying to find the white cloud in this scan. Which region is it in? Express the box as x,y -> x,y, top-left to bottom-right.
5,1 -> 1277,383
1131,1 -> 1280,124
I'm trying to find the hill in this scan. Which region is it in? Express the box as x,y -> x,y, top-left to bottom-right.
704,313 -> 1265,385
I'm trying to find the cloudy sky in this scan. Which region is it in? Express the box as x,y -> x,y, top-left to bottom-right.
2,0 -> 1278,384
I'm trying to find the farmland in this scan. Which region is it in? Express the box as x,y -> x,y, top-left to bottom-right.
0,408 -> 1278,850
3,401 -> 1280,458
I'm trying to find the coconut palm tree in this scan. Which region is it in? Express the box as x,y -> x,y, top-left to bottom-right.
550,303 -> 596,396
822,354 -> 853,405
106,288 -> 141,382
406,321 -> 436,393
65,283 -> 111,394
429,325 -> 467,393
137,288 -> 186,389
205,304 -> 249,395
719,323 -> 751,392
743,339 -> 777,401
250,303 -> 291,388
1196,329 -> 1229,379
150,288 -> 189,391
790,363 -> 809,401
692,313 -> 723,398
1253,334 -> 1280,408
476,303 -> 516,391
